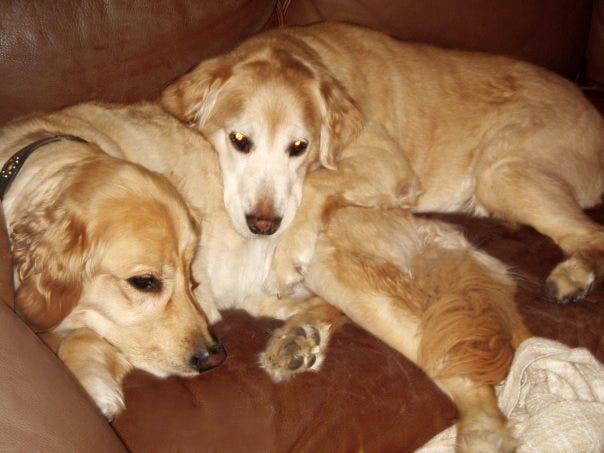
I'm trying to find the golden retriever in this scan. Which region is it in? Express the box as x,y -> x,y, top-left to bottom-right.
161,21 -> 604,305
5,102 -> 528,451
0,122 -> 225,420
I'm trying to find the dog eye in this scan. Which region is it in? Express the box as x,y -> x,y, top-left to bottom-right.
288,139 -> 308,157
127,275 -> 162,293
229,132 -> 251,153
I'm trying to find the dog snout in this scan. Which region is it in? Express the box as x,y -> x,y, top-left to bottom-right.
189,341 -> 227,372
245,213 -> 282,235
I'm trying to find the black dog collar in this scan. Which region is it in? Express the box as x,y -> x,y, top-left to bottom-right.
0,134 -> 88,200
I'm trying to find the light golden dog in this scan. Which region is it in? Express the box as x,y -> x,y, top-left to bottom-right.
0,121 -> 225,420
162,22 -> 604,305
4,102 -> 528,451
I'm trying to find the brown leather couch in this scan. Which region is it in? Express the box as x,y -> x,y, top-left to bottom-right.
1,1 -> 603,451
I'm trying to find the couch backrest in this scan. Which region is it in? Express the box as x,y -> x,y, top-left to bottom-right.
280,0 -> 594,80
1,0 -> 602,127
0,0 -> 278,125
587,0 -> 604,84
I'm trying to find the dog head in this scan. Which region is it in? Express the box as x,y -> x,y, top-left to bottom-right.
162,34 -> 363,238
12,155 -> 225,377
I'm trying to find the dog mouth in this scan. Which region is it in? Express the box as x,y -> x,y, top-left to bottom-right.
245,213 -> 282,235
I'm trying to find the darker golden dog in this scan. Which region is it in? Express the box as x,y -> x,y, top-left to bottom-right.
0,122 -> 226,419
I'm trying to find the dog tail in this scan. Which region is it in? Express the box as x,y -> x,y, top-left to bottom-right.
413,247 -> 529,386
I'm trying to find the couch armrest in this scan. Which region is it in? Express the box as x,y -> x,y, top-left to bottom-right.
0,302 -> 127,452
0,202 -> 125,451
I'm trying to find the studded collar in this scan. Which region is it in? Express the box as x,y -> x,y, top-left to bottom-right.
0,135 -> 88,200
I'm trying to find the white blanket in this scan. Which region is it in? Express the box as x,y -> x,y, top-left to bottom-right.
416,337 -> 604,453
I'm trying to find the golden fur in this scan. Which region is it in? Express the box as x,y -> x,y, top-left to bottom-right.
0,129 -> 224,419
2,100 -> 528,450
155,21 -> 604,451
305,204 -> 530,451
162,22 -> 604,306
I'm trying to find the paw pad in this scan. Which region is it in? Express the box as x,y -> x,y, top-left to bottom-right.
259,323 -> 327,381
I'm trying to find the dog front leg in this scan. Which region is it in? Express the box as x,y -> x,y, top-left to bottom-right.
245,295 -> 347,381
49,328 -> 132,420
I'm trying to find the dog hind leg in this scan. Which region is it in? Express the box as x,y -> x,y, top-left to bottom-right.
412,247 -> 528,452
305,212 -> 528,452
476,160 -> 604,303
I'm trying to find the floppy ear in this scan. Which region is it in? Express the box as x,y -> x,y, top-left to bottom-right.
317,75 -> 364,170
161,55 -> 233,128
11,208 -> 89,332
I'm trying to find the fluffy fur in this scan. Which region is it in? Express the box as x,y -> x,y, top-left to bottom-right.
162,22 -> 604,305
2,101 -> 528,450
305,204 -> 529,452
0,127 -> 224,419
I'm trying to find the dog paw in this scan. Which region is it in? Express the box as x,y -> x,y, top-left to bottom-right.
259,323 -> 328,382
81,375 -> 126,420
545,256 -> 595,304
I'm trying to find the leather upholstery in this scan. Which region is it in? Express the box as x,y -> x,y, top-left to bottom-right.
280,0 -> 593,79
587,0 -> 604,84
114,311 -> 458,452
1,0 -> 600,127
0,1 -> 603,451
0,302 -> 126,451
0,0 -> 276,125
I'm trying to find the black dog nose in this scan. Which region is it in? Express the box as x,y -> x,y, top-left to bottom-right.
245,214 -> 282,235
189,342 -> 226,372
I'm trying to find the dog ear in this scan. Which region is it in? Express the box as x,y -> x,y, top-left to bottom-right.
317,75 -> 364,170
161,55 -> 233,128
12,208 -> 89,331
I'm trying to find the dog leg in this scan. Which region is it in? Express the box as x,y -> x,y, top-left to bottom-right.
439,377 -> 516,453
412,247 -> 528,453
266,126 -> 421,297
304,211 -> 528,452
259,296 -> 347,381
52,328 -> 132,420
476,161 -> 604,303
